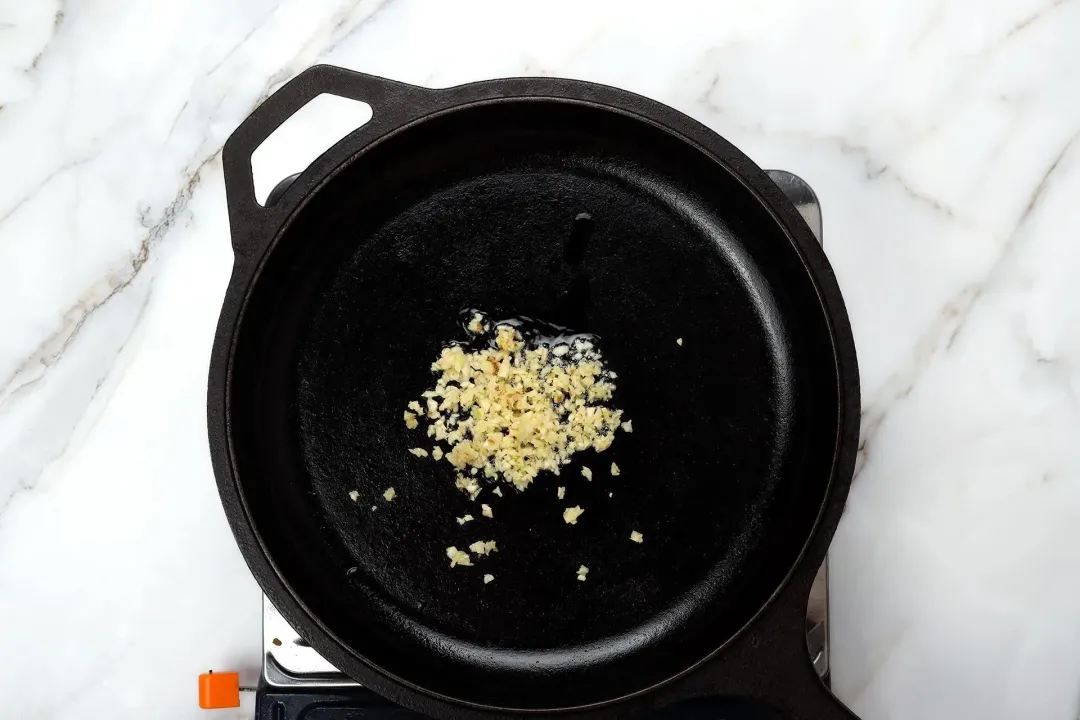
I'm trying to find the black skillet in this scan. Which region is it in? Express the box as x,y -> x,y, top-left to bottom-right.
208,65 -> 860,719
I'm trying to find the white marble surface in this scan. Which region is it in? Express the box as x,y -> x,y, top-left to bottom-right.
3,0 -> 1080,717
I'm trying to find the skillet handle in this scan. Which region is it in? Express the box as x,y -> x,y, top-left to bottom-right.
666,561 -> 859,719
221,65 -> 432,258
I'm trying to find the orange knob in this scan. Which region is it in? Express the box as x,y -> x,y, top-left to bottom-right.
198,670 -> 240,709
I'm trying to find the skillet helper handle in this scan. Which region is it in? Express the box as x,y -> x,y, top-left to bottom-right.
221,65 -> 431,257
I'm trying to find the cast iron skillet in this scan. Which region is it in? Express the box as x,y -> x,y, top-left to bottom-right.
208,65 -> 860,719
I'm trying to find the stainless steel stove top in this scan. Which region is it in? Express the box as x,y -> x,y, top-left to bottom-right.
262,169 -> 830,690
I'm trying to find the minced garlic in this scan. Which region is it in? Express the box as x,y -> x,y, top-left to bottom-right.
455,475 -> 481,501
610,463 -> 620,477
563,506 -> 584,525
467,313 -> 487,335
621,420 -> 633,433
581,466 -> 593,481
630,531 -> 643,543
348,490 -> 359,501
456,514 -> 474,525
446,547 -> 472,567
469,540 -> 498,556
409,448 -> 428,457
576,565 -> 589,581
432,447 -> 444,461
676,338 -> 683,346
481,504 -> 493,518
492,487 -> 503,497
404,411 -> 418,430
406,322 -> 622,491
383,487 -> 396,501
557,486 -> 565,499
483,574 -> 494,584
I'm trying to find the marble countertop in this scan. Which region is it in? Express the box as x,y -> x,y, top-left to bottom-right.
3,0 -> 1080,718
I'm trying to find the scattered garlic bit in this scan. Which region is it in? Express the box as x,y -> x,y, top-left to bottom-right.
406,324 -> 622,491
481,504 -> 493,518
446,546 -> 472,567
492,486 -> 503,497
456,514 -> 474,525
609,492 -> 613,497
469,540 -> 498,556
455,475 -> 481,501
348,490 -> 359,501
581,466 -> 593,481
404,411 -> 418,430
483,574 -> 494,584
557,486 -> 566,500
467,313 -> 487,335
563,506 -> 584,525
371,505 -> 377,511
630,531 -> 644,543
576,565 -> 589,581
383,487 -> 396,502
621,420 -> 633,433
408,400 -> 422,414
409,447 -> 428,457
676,338 -> 683,346
431,446 -> 444,461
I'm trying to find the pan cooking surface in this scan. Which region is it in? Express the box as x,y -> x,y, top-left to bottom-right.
229,100 -> 840,706
298,166 -> 788,646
